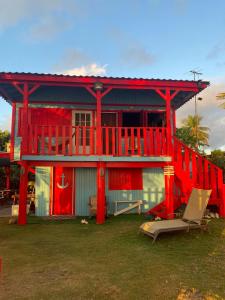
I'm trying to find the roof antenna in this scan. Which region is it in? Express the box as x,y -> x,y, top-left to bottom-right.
189,69 -> 203,150
190,69 -> 202,81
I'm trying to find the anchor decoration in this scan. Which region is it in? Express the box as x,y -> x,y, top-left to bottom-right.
57,173 -> 69,189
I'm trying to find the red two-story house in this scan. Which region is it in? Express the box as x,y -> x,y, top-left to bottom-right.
0,72 -> 224,224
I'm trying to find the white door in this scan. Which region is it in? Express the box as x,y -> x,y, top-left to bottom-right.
72,111 -> 93,154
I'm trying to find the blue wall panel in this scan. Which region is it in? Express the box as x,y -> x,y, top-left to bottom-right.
75,167 -> 165,216
75,168 -> 97,216
142,168 -> 165,211
35,167 -> 51,216
106,168 -> 164,214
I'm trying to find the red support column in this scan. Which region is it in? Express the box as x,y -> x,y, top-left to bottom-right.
21,83 -> 29,155
165,89 -> 172,156
96,161 -> 106,224
164,165 -> 174,219
96,90 -> 102,155
5,166 -> 10,189
18,161 -> 28,225
10,103 -> 16,161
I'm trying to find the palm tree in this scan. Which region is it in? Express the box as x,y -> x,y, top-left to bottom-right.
180,115 -> 209,149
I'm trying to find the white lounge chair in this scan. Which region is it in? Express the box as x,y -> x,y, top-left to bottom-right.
140,188 -> 212,242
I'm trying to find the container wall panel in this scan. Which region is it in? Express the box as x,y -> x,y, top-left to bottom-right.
75,168 -> 97,216
142,168 -> 165,211
35,167 -> 51,216
106,168 -> 165,214
14,107 -> 21,161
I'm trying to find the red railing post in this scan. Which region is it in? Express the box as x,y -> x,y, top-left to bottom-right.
90,126 -> 94,155
69,126 -> 73,156
118,127 -> 122,156
56,126 -> 59,155
41,126 -> 45,155
75,126 -> 79,155
137,127 -> 141,156
112,127 -> 116,156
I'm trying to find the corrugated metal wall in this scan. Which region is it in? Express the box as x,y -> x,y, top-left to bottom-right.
35,167 -> 51,216
106,168 -> 165,214
142,168 -> 165,211
75,168 -> 97,216
14,106 -> 21,161
75,167 -> 165,216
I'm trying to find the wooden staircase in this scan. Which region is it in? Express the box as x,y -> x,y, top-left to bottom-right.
146,137 -> 225,218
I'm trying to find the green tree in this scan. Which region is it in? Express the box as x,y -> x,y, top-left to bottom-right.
176,127 -> 196,148
0,130 -> 11,189
209,149 -> 225,176
176,115 -> 209,151
0,130 -> 10,151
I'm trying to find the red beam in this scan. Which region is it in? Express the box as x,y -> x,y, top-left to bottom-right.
26,161 -> 97,167
12,82 -> 24,95
106,162 -> 167,168
28,84 -> 40,95
10,103 -> 16,160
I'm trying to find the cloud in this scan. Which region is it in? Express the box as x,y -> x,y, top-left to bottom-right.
177,78 -> 225,149
62,64 -> 107,76
206,42 -> 225,60
109,28 -> 156,68
54,48 -> 108,76
27,16 -> 71,41
121,45 -> 156,67
0,0 -> 77,39
54,49 -> 90,72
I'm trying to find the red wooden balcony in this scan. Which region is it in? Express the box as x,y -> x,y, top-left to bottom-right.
27,125 -> 168,157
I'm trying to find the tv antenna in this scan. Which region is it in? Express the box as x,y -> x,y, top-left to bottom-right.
190,69 -> 202,81
189,69 -> 203,149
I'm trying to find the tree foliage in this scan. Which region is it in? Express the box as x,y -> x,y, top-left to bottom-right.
176,115 -> 209,151
0,130 -> 10,151
209,150 -> 225,173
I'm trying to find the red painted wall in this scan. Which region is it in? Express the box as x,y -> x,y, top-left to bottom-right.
108,168 -> 143,190
18,108 -> 72,135
53,167 -> 74,215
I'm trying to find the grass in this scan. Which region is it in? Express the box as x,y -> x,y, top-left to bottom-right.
0,215 -> 225,300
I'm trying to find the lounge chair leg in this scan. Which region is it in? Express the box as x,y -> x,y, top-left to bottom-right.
152,234 -> 159,243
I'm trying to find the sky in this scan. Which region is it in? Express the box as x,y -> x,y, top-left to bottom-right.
1,0 -> 225,150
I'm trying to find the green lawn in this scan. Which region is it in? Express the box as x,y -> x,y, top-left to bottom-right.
0,215 -> 225,300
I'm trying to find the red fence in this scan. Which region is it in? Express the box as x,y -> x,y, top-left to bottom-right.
173,137 -> 224,206
27,125 -> 167,156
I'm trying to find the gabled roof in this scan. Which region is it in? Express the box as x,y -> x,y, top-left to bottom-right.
0,71 -> 209,109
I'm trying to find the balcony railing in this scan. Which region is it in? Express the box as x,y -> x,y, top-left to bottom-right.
27,125 -> 168,156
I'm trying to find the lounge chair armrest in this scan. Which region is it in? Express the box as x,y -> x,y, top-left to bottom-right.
188,218 -> 211,225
